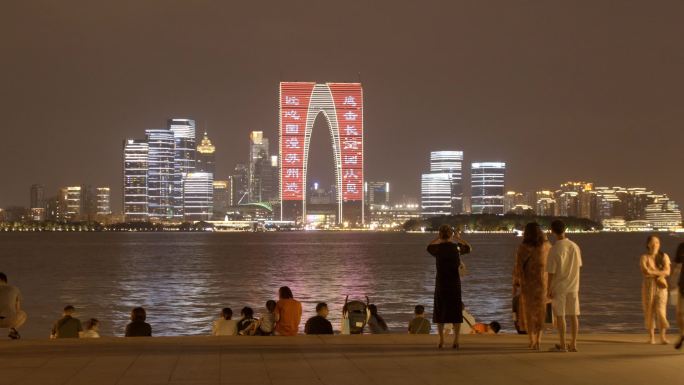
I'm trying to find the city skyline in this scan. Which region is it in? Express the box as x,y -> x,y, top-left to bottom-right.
1,1 -> 683,211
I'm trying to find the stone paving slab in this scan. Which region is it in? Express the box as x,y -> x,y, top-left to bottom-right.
0,334 -> 681,385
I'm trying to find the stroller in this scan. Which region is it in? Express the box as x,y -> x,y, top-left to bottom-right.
341,296 -> 370,334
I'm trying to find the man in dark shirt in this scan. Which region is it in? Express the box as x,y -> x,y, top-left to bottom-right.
305,303 -> 333,335
51,305 -> 82,338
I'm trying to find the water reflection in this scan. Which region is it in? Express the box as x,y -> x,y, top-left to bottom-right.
0,232 -> 680,338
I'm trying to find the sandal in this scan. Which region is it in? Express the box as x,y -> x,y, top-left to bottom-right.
549,344 -> 568,352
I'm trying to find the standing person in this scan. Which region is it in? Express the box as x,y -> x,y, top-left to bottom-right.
674,243 -> 684,350
513,222 -> 551,350
51,305 -> 83,339
547,220 -> 582,352
80,319 -> 101,338
367,304 -> 389,334
304,303 -> 334,335
408,305 -> 431,334
0,273 -> 27,340
275,286 -> 302,336
640,234 -> 671,344
427,224 -> 472,350
125,307 -> 152,337
212,308 -> 238,336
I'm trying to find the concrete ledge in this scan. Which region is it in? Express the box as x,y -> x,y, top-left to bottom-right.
0,334 -> 680,385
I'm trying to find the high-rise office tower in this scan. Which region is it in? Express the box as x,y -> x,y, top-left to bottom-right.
123,139 -> 149,221
196,131 -> 216,174
212,180 -> 231,218
248,131 -> 271,203
169,118 -> 197,219
30,184 -> 45,210
421,173 -> 452,217
96,187 -> 111,215
365,181 -> 390,206
430,151 -> 464,214
232,163 -> 249,205
470,162 -> 506,214
183,172 -> 213,222
64,186 -> 82,220
145,129 -> 175,221
29,184 -> 46,221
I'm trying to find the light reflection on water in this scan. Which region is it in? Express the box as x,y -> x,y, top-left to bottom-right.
0,232 -> 681,338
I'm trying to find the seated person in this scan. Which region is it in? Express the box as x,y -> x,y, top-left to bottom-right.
367,304 -> 389,334
0,272 -> 27,340
257,300 -> 277,336
305,303 -> 333,335
80,318 -> 101,338
408,305 -> 431,334
213,307 -> 238,336
51,305 -> 83,338
125,307 -> 152,337
237,307 -> 258,336
471,321 -> 501,335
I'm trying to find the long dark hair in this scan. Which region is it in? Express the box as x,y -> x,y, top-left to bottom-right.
279,286 -> 294,300
522,222 -> 545,247
647,234 -> 666,270
368,304 -> 388,330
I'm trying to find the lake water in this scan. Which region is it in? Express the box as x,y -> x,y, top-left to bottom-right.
0,232 -> 682,338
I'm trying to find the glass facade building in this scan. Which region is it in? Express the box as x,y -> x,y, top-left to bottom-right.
183,172 -> 214,221
470,162 -> 506,214
196,131 -> 216,174
169,118 -> 197,219
145,129 -> 175,221
96,187 -> 111,215
123,139 -> 149,221
430,151 -> 464,214
421,173 -> 452,217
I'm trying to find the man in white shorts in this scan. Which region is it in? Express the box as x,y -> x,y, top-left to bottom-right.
547,220 -> 582,352
0,272 -> 27,340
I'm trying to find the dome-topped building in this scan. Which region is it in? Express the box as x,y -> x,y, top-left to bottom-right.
196,132 -> 216,174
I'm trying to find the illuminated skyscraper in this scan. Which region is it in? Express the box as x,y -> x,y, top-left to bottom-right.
169,118 -> 197,219
365,181 -> 390,206
196,131 -> 216,174
123,139 -> 149,221
470,162 -> 506,214
65,186 -> 82,220
421,173 -> 452,217
232,163 -> 249,205
430,151 -> 464,214
30,184 -> 46,221
279,82 -> 364,224
248,131 -> 272,203
213,180 -> 231,218
183,172 -> 213,221
96,187 -> 111,215
145,129 -> 175,221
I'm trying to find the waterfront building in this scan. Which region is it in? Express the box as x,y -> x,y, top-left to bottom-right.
470,162 -> 506,215
145,129 -> 175,221
212,180 -> 231,219
64,186 -> 82,220
232,163 -> 249,206
96,187 -> 111,216
279,82 -> 364,225
365,181 -> 390,206
369,202 -> 420,229
644,194 -> 682,230
535,190 -> 556,216
421,173 -> 452,217
123,139 -> 149,221
183,172 -> 214,222
169,118 -> 197,219
430,151 -> 464,214
29,184 -> 45,221
196,131 -> 216,174
504,191 -> 525,214
248,131 -> 279,203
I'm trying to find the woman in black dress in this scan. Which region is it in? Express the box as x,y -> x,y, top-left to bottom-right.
427,224 -> 472,349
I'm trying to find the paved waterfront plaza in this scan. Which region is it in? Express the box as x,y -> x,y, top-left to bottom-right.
0,334 -> 681,385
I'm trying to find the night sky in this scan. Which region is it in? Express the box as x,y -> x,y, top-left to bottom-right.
1,1 -> 683,211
